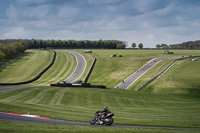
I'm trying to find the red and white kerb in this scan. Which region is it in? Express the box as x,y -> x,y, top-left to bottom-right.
7,112 -> 51,119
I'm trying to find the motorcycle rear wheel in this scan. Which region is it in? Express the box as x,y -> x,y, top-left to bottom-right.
104,117 -> 113,126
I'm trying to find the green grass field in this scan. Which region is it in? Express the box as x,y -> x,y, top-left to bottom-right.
0,49 -> 200,132
74,49 -> 200,88
0,50 -> 53,83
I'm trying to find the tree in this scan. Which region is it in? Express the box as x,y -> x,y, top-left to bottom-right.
116,43 -> 125,49
132,43 -> 136,48
138,43 -> 143,49
0,50 -> 5,61
156,44 -> 161,49
161,44 -> 168,49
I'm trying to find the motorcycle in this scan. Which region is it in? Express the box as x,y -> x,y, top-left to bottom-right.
90,112 -> 114,126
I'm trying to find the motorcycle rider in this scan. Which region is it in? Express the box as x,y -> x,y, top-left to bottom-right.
95,107 -> 111,122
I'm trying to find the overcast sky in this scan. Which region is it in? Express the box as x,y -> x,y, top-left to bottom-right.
0,0 -> 200,47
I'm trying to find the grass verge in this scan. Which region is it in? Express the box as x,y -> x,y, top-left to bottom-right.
0,121 -> 199,133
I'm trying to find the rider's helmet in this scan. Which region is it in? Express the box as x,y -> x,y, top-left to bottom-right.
104,106 -> 108,110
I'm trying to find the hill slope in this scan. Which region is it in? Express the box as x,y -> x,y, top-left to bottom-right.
142,57 -> 200,96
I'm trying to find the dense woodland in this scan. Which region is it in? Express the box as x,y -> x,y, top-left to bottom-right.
0,41 -> 27,61
0,39 -> 126,49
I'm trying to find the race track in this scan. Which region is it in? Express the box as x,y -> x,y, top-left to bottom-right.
115,56 -> 181,89
63,50 -> 86,83
0,54 -> 200,130
0,112 -> 199,130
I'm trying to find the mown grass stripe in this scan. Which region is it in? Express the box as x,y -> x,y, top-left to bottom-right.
38,89 -> 57,104
0,89 -> 36,102
0,88 -> 28,100
50,88 -> 66,105
0,50 -> 52,83
25,88 -> 55,104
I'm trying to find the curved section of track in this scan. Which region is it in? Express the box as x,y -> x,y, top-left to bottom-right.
63,51 -> 86,83
115,56 -> 181,89
0,112 -> 199,130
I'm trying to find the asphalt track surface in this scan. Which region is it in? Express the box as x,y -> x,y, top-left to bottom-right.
63,50 -> 86,83
115,56 -> 181,89
0,112 -> 200,130
0,86 -> 37,92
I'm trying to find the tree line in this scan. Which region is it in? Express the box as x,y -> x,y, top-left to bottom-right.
155,40 -> 200,49
0,39 -> 126,49
0,41 -> 27,61
169,40 -> 200,49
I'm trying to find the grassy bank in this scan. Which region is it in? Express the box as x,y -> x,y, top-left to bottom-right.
0,50 -> 76,86
0,50 -> 53,83
142,57 -> 200,96
0,86 -> 199,128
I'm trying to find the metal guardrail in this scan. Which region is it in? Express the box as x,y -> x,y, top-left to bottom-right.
50,83 -> 106,89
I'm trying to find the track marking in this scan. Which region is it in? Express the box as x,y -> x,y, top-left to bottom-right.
7,112 -> 51,119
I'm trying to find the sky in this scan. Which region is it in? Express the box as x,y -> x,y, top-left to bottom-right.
0,0 -> 200,48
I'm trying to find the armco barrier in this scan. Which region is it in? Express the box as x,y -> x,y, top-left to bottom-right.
84,58 -> 96,83
50,57 -> 107,89
136,56 -> 200,91
0,51 -> 57,85
50,83 -> 106,89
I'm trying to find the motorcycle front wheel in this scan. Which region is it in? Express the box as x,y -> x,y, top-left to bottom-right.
104,117 -> 113,125
90,117 -> 96,125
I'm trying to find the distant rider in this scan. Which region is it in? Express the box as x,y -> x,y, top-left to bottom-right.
95,107 -> 111,121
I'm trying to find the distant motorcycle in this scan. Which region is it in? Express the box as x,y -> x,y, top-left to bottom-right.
90,112 -> 114,126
